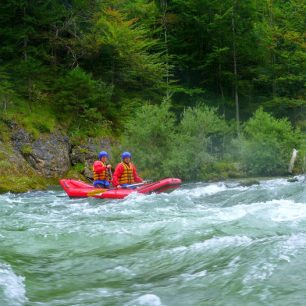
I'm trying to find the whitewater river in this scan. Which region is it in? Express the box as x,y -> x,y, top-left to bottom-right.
1,177 -> 306,306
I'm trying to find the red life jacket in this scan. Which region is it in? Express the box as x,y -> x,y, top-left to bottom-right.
93,161 -> 110,181
118,162 -> 135,184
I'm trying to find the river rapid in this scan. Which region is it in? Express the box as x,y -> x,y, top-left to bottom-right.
1,177 -> 306,306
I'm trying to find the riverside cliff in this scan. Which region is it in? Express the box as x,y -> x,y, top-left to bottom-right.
0,120 -> 115,193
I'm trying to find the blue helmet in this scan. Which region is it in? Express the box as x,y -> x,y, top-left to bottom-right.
121,151 -> 131,159
98,151 -> 108,159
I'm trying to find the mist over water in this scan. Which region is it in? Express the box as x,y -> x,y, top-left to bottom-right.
1,177 -> 306,305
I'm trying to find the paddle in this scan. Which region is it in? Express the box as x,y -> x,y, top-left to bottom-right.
87,181 -> 150,196
87,188 -> 108,196
85,176 -> 94,183
121,181 -> 151,188
88,164 -> 113,196
107,166 -> 113,181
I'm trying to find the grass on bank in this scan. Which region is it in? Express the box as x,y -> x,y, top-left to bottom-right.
1,99 -> 57,139
0,158 -> 56,193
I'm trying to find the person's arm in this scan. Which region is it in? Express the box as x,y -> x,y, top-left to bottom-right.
132,164 -> 143,183
112,164 -> 123,187
93,161 -> 106,173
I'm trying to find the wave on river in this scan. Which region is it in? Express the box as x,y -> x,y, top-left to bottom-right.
0,176 -> 306,305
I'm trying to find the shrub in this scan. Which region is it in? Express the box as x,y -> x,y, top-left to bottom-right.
73,163 -> 85,173
239,108 -> 303,176
165,105 -> 229,180
295,144 -> 306,173
123,100 -> 176,179
200,161 -> 241,181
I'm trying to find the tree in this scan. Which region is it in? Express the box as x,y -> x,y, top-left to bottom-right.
0,69 -> 16,113
83,6 -> 167,100
253,0 -> 306,122
54,67 -> 112,117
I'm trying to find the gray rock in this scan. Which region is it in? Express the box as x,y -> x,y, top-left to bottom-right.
10,125 -> 117,179
71,138 -> 112,165
287,177 -> 299,183
11,127 -> 33,150
0,138 -> 37,176
70,145 -> 95,165
12,128 -> 71,177
71,138 -> 113,178
83,160 -> 94,179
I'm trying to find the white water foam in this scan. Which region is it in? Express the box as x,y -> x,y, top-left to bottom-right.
0,263 -> 27,306
242,262 -> 276,285
173,183 -> 228,198
171,177 -> 301,201
50,287 -> 125,304
0,193 -> 24,204
181,269 -> 207,281
267,200 -> 306,222
169,235 -> 252,255
125,294 -> 163,306
107,265 -> 136,277
242,233 -> 306,294
276,233 -> 306,262
260,177 -> 293,188
222,256 -> 241,277
121,192 -> 148,204
196,199 -> 306,225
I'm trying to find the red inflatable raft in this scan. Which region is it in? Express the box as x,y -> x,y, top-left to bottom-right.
59,178 -> 182,199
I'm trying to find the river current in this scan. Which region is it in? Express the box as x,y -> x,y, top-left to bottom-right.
1,177 -> 306,306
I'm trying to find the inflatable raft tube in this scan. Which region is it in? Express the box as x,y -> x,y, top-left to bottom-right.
59,178 -> 182,199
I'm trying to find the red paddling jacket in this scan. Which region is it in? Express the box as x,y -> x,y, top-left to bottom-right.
112,162 -> 142,186
93,161 -> 111,181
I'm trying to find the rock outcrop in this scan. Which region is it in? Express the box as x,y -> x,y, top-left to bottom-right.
1,121 -> 118,192
70,138 -> 113,178
11,128 -> 71,177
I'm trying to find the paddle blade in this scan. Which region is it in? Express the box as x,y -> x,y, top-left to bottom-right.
87,189 -> 107,196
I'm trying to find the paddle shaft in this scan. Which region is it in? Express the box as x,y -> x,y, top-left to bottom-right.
107,167 -> 113,180
88,181 -> 149,196
121,181 -> 149,188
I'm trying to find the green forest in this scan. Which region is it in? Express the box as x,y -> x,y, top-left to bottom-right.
0,0 -> 305,187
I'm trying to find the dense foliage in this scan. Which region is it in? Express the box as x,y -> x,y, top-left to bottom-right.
124,104 -> 303,180
238,109 -> 303,176
0,0 -> 305,179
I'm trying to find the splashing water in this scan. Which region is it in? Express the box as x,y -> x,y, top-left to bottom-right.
1,177 -> 306,305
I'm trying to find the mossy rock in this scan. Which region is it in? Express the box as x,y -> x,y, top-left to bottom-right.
0,151 -> 7,160
65,168 -> 87,181
0,175 -> 57,193
79,148 -> 90,154
287,177 -> 299,183
0,119 -> 11,140
0,159 -> 11,169
21,144 -> 33,155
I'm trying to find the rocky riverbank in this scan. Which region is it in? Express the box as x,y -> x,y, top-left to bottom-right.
0,120 -> 302,194
0,121 -> 116,193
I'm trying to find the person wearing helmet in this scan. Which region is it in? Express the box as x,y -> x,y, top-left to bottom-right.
92,151 -> 112,188
112,152 -> 143,188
